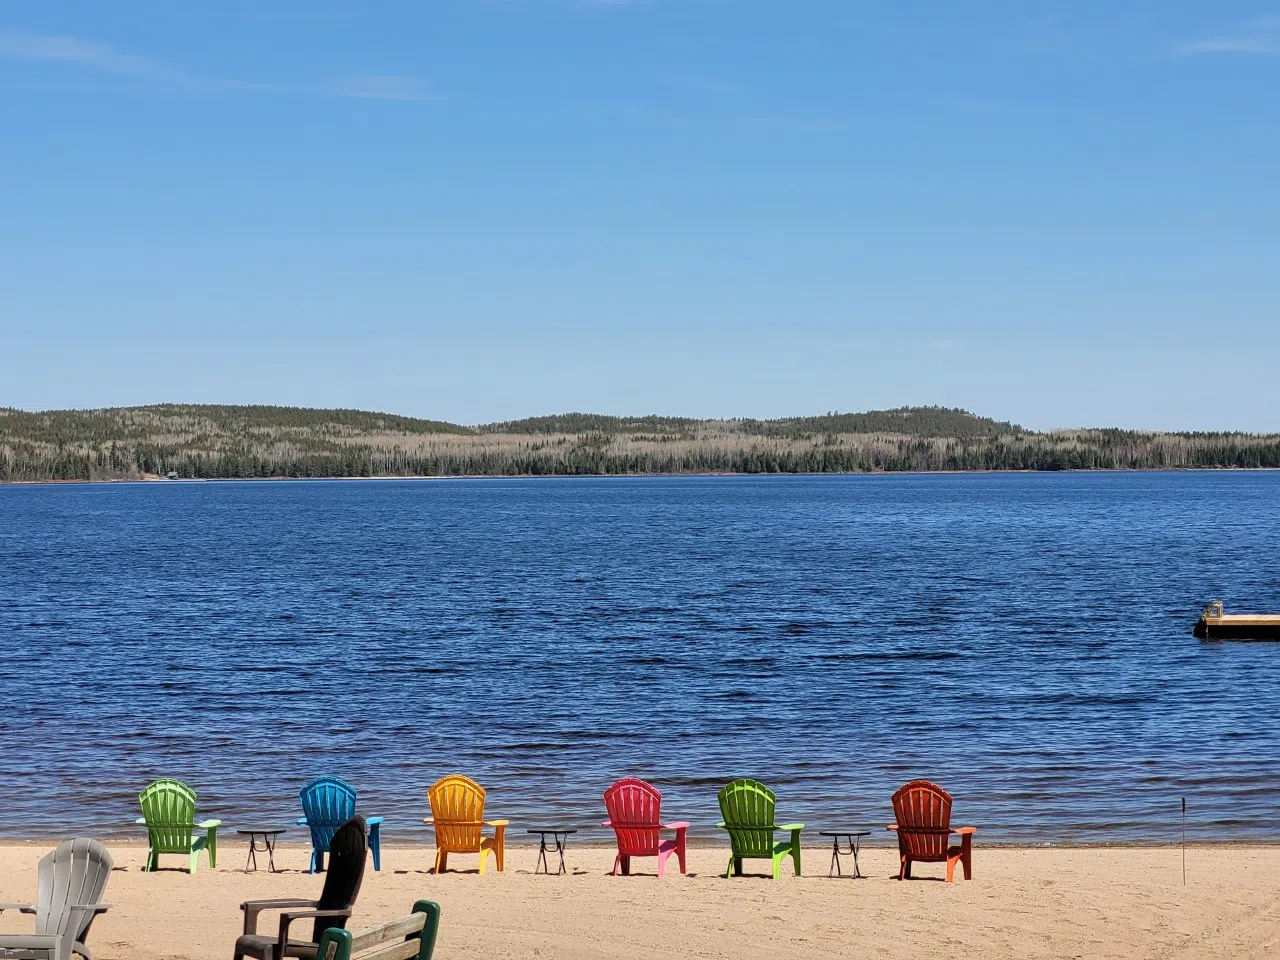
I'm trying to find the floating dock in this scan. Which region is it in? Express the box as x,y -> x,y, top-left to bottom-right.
1193,601 -> 1280,641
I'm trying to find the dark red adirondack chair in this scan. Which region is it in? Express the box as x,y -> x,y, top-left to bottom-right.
602,778 -> 689,878
888,780 -> 976,882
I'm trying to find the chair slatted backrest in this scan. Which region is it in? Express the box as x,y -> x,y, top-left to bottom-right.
718,779 -> 777,858
138,779 -> 197,853
313,816 -> 369,944
892,780 -> 954,860
36,838 -> 113,940
301,776 -> 359,851
428,776 -> 486,851
604,778 -> 662,857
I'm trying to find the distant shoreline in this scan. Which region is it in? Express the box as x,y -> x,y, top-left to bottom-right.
6,466 -> 1280,486
7,404 -> 1280,481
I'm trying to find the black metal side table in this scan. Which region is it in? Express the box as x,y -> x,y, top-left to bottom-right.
818,830 -> 870,878
526,828 -> 576,875
237,828 -> 286,873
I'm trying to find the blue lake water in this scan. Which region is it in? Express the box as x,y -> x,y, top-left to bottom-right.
2,473 -> 1279,844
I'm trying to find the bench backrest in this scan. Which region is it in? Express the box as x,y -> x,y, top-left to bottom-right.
318,900 -> 441,960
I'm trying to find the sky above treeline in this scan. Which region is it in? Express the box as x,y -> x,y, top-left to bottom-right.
1,1 -> 1277,431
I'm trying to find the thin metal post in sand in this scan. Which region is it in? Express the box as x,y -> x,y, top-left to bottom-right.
1181,797 -> 1186,886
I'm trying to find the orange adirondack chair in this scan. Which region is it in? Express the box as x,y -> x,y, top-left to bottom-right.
424,775 -> 508,875
887,779 -> 976,882
601,777 -> 689,878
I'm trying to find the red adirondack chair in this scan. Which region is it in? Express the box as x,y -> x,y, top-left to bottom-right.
602,778 -> 689,878
887,779 -> 976,882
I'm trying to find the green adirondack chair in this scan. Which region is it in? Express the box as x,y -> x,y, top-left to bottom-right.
716,779 -> 803,879
135,779 -> 221,874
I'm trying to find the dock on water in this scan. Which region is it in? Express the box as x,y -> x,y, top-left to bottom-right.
1193,601 -> 1280,641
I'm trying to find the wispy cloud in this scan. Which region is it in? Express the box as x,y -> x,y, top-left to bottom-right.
0,27 -> 173,77
0,27 -> 436,103
331,75 -> 436,102
1179,17 -> 1280,56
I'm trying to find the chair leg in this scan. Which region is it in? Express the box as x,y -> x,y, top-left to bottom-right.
772,853 -> 782,881
190,849 -> 199,875
677,841 -> 687,875
621,855 -> 630,876
792,844 -> 801,876
734,857 -> 744,877
479,848 -> 488,876
657,850 -> 667,879
435,850 -> 446,874
961,835 -> 974,880
371,837 -> 381,872
724,854 -> 734,879
207,830 -> 217,869
611,854 -> 621,876
899,855 -> 909,880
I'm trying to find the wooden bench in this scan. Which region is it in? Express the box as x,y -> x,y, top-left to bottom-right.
318,901 -> 441,960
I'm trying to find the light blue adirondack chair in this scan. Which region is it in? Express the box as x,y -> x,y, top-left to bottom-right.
298,776 -> 383,872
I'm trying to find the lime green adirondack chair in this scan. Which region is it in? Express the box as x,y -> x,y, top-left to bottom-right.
716,779 -> 803,879
135,779 -> 221,874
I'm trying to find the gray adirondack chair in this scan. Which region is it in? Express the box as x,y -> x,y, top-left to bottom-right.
0,838 -> 113,960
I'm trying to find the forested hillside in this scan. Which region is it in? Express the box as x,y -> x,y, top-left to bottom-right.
2,404 -> 1278,481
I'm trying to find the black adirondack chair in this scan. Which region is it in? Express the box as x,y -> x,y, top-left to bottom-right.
234,815 -> 368,960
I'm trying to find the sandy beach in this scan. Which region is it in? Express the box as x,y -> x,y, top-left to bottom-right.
2,841 -> 1277,959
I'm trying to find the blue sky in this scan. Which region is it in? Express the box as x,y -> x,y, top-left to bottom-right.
1,1 -> 1277,431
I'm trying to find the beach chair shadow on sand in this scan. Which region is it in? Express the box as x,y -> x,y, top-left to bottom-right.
297,776 -> 384,873
0,838 -> 113,960
424,775 -> 508,874
136,778 -> 221,874
234,815 -> 368,960
602,777 -> 689,878
888,779 -> 976,882
716,779 -> 803,879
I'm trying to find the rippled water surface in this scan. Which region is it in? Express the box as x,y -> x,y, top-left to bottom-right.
3,474 -> 1279,843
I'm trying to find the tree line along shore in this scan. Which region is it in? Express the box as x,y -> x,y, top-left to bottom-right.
2,404 -> 1279,482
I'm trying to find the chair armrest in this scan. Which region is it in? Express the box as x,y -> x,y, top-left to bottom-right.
0,903 -> 37,913
777,823 -> 804,832
601,821 -> 614,828
715,821 -> 727,829
0,936 -> 62,951
65,903 -> 111,931
280,909 -> 351,922
135,817 -> 147,825
485,819 -> 510,827
954,826 -> 977,835
887,824 -> 899,832
296,817 -> 309,825
240,899 -> 317,936
366,816 -> 384,826
422,817 -> 435,825
197,819 -> 222,829
277,908 -> 352,953
662,821 -> 691,831
242,899 -> 318,910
